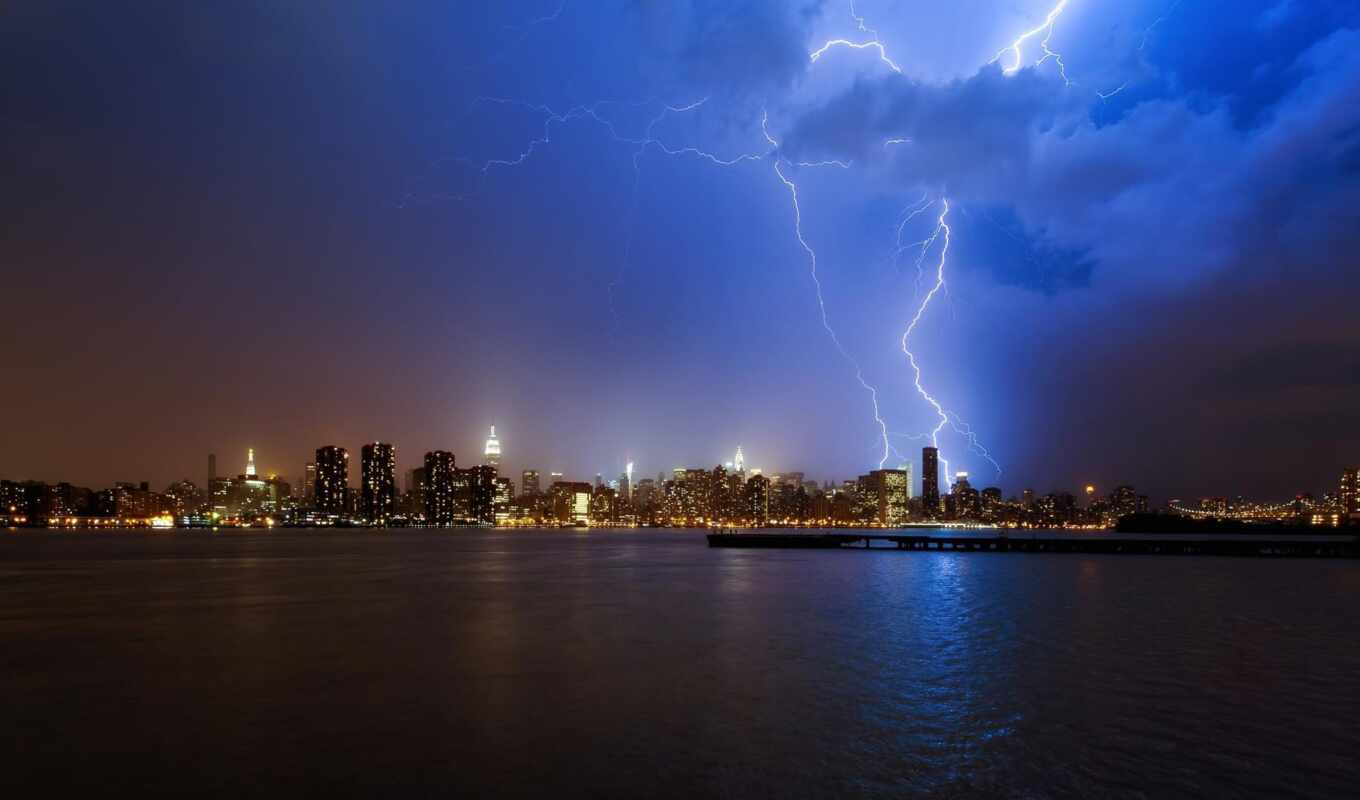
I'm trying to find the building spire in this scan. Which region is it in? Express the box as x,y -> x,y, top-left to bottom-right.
245,448 -> 257,478
484,425 -> 501,468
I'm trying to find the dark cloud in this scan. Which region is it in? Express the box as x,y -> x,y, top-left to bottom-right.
784,26 -> 1360,295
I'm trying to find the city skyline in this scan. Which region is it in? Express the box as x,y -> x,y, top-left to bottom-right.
6,433 -> 1356,515
4,1 -> 1359,503
4,414 -> 1355,509
9,434 -> 1358,529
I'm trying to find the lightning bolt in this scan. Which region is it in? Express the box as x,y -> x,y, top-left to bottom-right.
898,198 -> 958,487
431,91 -> 897,467
810,40 -> 903,74
810,1 -> 903,74
995,0 -> 1073,85
442,0 -> 1157,487
762,112 -> 893,469
1139,0 -> 1183,52
1096,0 -> 1185,102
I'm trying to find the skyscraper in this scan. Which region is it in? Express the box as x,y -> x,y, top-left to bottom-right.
245,448 -> 257,478
867,468 -> 910,525
521,470 -> 540,497
484,426 -> 501,469
493,477 -> 513,523
464,464 -> 497,524
733,446 -> 745,475
314,446 -> 348,513
1342,467 -> 1359,518
922,446 -> 940,515
361,443 -> 396,523
303,462 -> 316,503
951,472 -> 980,519
745,474 -> 770,525
424,451 -> 456,524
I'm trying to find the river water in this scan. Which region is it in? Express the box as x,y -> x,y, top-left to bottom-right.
2,529 -> 1357,797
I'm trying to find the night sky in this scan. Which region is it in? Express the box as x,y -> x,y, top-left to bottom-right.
3,0 -> 1358,501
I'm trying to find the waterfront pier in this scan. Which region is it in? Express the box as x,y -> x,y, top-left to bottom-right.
706,532 -> 1360,558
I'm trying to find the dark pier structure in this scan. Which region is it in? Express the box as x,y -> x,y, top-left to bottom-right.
706,532 -> 1360,558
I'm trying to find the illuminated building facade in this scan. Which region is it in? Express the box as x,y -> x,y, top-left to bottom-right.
1342,467 -> 1359,519
314,446 -> 348,513
462,464 -> 497,524
424,451 -> 456,524
361,443 -> 396,523
744,474 -> 770,524
493,477 -> 513,523
590,485 -> 616,522
867,468 -> 911,525
549,481 -> 592,524
950,472 -> 980,519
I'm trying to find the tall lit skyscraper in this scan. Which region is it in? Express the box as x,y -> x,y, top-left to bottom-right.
314,446 -> 348,513
922,446 -> 940,515
424,451 -> 456,524
303,462 -> 317,502
867,468 -> 910,525
1342,467 -> 1359,518
733,446 -> 745,475
245,448 -> 257,478
484,426 -> 501,469
521,470 -> 540,497
464,464 -> 496,524
361,443 -> 396,523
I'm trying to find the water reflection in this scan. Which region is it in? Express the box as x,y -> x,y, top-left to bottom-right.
0,529 -> 1356,797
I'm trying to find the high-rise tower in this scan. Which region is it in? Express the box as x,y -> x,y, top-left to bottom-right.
245,448 -> 257,478
922,446 -> 940,516
484,426 -> 501,469
734,446 -> 745,475
1342,467 -> 1359,518
521,470 -> 541,497
361,443 -> 397,523
314,446 -> 348,513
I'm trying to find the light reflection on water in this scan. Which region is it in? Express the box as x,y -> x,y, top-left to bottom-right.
1,528 -> 1357,798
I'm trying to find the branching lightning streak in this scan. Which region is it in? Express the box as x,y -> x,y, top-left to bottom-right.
810,40 -> 903,74
442,0 -> 1076,482
1097,0 -> 1185,101
890,193 -> 935,298
1097,82 -> 1130,101
762,112 -> 892,469
995,0 -> 1072,84
947,413 -> 1002,475
899,198 -> 959,486
1139,0 -> 1183,52
810,1 -> 903,74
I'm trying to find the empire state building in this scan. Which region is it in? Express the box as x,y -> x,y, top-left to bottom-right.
484,426 -> 501,470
